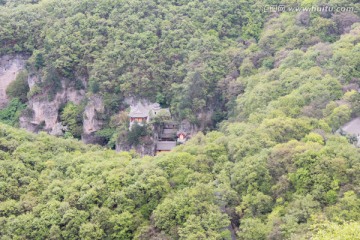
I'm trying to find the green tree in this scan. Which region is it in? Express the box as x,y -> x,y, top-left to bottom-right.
312,221 -> 360,240
60,102 -> 84,138
238,218 -> 268,240
6,70 -> 29,103
0,98 -> 26,126
127,123 -> 148,146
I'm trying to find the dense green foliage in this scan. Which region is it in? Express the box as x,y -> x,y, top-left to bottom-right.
1,0 -> 360,137
127,124 -> 149,147
60,102 -> 85,138
1,119 -> 360,239
1,0 -> 360,239
0,98 -> 26,127
6,70 -> 29,103
0,0 -> 274,127
312,221 -> 360,239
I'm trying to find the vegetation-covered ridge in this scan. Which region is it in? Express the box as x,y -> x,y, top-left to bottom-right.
1,109 -> 360,240
0,0 -> 360,145
0,0 -> 270,128
1,0 -> 360,239
1,0 -> 360,144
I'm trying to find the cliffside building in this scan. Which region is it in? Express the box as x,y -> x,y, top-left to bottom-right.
340,117 -> 360,147
128,102 -> 190,155
156,141 -> 177,154
177,131 -> 188,144
128,102 -> 170,129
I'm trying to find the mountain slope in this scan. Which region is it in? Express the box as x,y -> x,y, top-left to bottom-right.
1,0 -> 360,239
0,112 -> 360,239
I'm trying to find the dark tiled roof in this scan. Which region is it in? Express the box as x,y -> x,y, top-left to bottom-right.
342,117 -> 360,136
128,103 -> 149,118
129,103 -> 170,118
160,134 -> 175,140
129,112 -> 148,118
160,129 -> 177,139
156,141 -> 176,151
163,129 -> 177,134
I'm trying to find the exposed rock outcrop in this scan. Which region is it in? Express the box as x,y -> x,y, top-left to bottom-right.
82,94 -> 105,144
0,56 -> 199,151
0,55 -> 105,141
0,55 -> 27,108
116,135 -> 156,157
83,94 -> 104,135
20,78 -> 86,135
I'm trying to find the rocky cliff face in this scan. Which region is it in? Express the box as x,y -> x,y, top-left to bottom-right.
0,55 -> 27,108
83,95 -> 104,135
81,94 -> 105,144
20,77 -> 86,135
0,54 -> 107,143
21,86 -> 107,141
0,56 -> 197,151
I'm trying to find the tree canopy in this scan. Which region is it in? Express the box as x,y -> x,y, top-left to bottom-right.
0,0 -> 360,239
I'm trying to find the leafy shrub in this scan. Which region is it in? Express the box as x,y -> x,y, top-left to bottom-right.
26,84 -> 42,98
0,98 -> 26,126
60,102 -> 85,138
6,70 -> 29,103
127,123 -> 148,146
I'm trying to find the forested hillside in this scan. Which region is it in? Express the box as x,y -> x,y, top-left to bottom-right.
1,0 -> 360,239
0,0 -> 270,132
1,115 -> 360,239
1,0 -> 360,143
